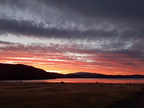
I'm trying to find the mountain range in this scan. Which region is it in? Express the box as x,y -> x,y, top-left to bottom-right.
0,63 -> 144,80
68,72 -> 144,78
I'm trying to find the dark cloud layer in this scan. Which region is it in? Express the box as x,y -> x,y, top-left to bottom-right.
0,0 -> 144,44
0,0 -> 144,39
1,18 -> 137,40
49,0 -> 144,19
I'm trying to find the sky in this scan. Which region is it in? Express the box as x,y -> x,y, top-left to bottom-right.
0,0 -> 144,75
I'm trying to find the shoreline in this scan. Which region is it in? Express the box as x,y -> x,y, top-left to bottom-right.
2,77 -> 144,84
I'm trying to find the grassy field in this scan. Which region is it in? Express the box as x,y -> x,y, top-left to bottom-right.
0,82 -> 144,108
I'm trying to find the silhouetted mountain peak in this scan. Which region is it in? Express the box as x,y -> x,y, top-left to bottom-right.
0,63 -> 54,80
73,72 -> 104,75
70,72 -> 105,78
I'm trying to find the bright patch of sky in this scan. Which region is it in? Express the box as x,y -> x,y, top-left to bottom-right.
0,33 -> 135,51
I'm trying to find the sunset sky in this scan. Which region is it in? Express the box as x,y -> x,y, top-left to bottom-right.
0,0 -> 144,75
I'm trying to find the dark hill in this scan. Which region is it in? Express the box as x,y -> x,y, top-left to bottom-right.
0,63 -> 54,80
68,72 -> 144,78
71,72 -> 106,78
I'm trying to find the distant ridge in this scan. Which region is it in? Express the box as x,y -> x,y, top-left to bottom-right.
0,63 -> 54,80
70,72 -> 106,78
68,72 -> 144,78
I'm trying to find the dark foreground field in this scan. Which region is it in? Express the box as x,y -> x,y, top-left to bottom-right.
0,82 -> 144,108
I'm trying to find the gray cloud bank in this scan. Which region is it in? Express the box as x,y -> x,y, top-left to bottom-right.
0,0 -> 144,59
0,0 -> 144,38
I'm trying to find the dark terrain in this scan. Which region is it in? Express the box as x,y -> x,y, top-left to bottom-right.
0,63 -> 54,80
1,63 -> 144,80
0,82 -> 143,108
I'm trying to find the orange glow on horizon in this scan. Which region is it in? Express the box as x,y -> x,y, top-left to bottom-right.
0,49 -> 144,75
0,60 -> 144,75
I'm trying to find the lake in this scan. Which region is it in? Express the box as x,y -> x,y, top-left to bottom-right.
5,78 -> 144,83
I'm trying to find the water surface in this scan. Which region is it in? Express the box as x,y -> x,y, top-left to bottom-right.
5,78 -> 144,83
